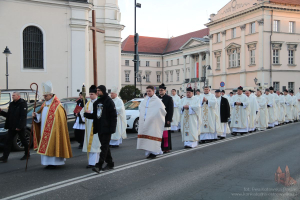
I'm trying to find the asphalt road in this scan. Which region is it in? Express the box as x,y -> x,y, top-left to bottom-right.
0,123 -> 299,200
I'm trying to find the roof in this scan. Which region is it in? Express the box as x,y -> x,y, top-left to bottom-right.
122,28 -> 209,55
270,0 -> 300,6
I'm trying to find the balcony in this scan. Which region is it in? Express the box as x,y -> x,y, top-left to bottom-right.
184,79 -> 190,83
191,78 -> 199,83
200,77 -> 206,82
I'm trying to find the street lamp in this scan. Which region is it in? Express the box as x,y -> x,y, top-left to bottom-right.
3,46 -> 11,89
134,1 -> 141,97
140,75 -> 145,97
254,77 -> 258,85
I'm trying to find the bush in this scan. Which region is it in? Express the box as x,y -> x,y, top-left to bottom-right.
119,85 -> 141,102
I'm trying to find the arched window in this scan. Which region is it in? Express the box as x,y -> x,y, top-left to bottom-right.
23,26 -> 43,69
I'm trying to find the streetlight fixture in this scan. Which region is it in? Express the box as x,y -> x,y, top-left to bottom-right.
3,46 -> 12,89
140,75 -> 146,97
254,77 -> 258,85
134,1 -> 141,97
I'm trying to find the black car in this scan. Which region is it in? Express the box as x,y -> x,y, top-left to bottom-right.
0,100 -> 77,151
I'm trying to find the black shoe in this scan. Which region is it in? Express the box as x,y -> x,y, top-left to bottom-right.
146,154 -> 157,159
102,163 -> 114,171
45,165 -> 56,169
184,146 -> 192,149
0,157 -> 8,163
20,154 -> 30,160
86,165 -> 94,169
92,166 -> 101,174
220,137 -> 225,140
231,133 -> 237,136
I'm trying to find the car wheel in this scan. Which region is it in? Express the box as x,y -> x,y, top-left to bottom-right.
13,131 -> 31,151
133,118 -> 139,133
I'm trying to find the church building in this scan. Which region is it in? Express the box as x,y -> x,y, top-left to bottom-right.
0,0 -> 124,97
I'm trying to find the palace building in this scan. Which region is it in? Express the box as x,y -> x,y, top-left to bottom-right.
121,0 -> 300,95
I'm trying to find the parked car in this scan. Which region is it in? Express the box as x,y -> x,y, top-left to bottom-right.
0,100 -> 77,151
125,98 -> 144,133
0,89 -> 42,110
60,97 -> 90,102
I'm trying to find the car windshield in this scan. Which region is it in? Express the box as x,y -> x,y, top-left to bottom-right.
124,101 -> 141,110
0,116 -> 5,123
27,104 -> 42,117
0,93 -> 11,105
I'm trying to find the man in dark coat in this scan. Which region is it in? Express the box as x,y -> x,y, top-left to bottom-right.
158,83 -> 174,153
215,90 -> 230,139
73,92 -> 86,149
0,92 -> 29,163
84,85 -> 117,173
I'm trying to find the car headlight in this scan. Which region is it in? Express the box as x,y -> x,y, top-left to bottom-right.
126,115 -> 131,120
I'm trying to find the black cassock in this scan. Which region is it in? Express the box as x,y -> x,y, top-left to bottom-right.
74,99 -> 86,147
220,97 -> 230,123
159,94 -> 174,151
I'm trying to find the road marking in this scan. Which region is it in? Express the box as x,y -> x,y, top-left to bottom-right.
2,122 -> 298,200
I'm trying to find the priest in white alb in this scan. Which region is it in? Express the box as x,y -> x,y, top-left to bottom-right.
109,87 -> 127,147
255,90 -> 268,131
81,85 -> 101,168
171,89 -> 181,131
245,90 -> 259,132
180,87 -> 201,148
231,86 -> 249,136
289,90 -> 299,121
276,91 -> 286,125
199,86 -> 218,143
284,89 -> 293,123
269,87 -> 279,126
137,85 -> 166,159
296,88 -> 300,118
33,81 -> 72,169
263,89 -> 276,128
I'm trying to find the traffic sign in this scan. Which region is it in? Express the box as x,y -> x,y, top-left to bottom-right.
220,82 -> 225,87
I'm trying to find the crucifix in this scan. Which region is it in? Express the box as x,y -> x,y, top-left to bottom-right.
90,10 -> 105,86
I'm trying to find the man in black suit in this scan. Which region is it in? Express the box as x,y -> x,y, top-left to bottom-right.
158,84 -> 174,153
215,90 -> 230,139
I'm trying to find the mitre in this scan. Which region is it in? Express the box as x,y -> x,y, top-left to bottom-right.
42,81 -> 53,95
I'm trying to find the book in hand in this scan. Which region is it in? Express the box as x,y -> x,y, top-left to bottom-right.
73,105 -> 83,114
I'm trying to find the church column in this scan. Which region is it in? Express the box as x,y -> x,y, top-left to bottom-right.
205,50 -> 210,87
198,52 -> 202,79
70,7 -> 90,96
257,19 -> 265,87
183,55 -> 187,82
189,55 -> 193,82
221,30 -> 226,83
209,34 -> 214,89
240,24 -> 246,87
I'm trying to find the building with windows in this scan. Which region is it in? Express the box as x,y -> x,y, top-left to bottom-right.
122,0 -> 300,94
0,0 -> 124,97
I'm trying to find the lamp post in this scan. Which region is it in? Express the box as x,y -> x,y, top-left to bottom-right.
133,1 -> 141,97
140,75 -> 145,97
254,77 -> 258,85
3,46 -> 12,89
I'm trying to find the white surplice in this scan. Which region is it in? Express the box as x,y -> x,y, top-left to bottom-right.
284,94 -> 293,122
291,95 -> 299,121
231,94 -> 249,133
171,94 -> 181,131
256,96 -> 269,131
296,92 -> 300,117
277,94 -> 286,123
200,93 -> 219,140
180,96 -> 201,148
81,98 -> 101,166
247,95 -> 259,131
270,93 -> 279,125
35,97 -> 65,166
263,94 -> 276,128
110,97 -> 127,146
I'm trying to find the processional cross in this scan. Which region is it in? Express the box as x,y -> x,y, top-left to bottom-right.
90,10 -> 105,86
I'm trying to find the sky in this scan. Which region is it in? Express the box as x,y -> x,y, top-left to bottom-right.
119,0 -> 231,41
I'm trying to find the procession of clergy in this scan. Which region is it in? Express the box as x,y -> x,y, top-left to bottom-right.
32,81 -> 300,171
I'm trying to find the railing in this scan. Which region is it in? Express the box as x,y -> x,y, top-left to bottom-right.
191,78 -> 199,83
200,77 -> 206,82
184,79 -> 190,83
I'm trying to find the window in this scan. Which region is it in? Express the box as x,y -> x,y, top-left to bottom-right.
250,22 -> 256,34
0,93 -> 11,105
232,28 -> 236,38
170,72 -> 173,82
137,74 -> 141,82
273,20 -> 279,32
166,61 -> 168,67
288,82 -> 294,91
217,33 -> 221,42
273,49 -> 279,64
146,61 -> 150,67
228,50 -> 240,68
65,103 -> 77,115
177,72 -> 180,81
166,74 -> 169,82
288,50 -> 294,65
23,26 -> 44,69
217,56 -> 220,69
146,74 -> 150,82
289,22 -> 295,33
273,82 -> 280,92
157,75 -> 161,82
177,59 -> 179,65
125,74 -> 130,82
157,61 -> 160,67
250,50 -> 255,64
171,60 -> 173,66
125,60 -> 129,66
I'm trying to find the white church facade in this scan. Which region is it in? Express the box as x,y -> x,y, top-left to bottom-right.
0,0 -> 124,98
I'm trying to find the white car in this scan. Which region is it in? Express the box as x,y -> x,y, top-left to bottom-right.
125,98 -> 144,133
